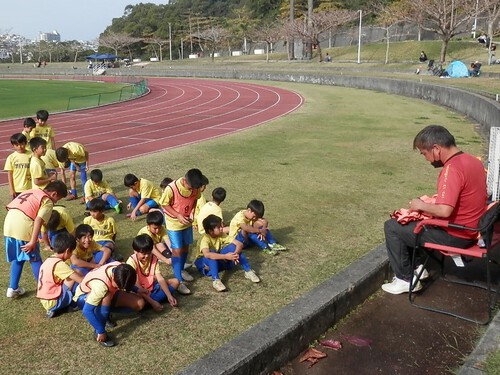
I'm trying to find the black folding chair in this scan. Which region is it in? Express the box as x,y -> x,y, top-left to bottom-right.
409,201 -> 500,324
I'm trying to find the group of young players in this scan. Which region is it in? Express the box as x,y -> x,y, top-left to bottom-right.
3,110 -> 287,347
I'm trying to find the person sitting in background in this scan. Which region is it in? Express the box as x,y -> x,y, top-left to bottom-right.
419,51 -> 428,62
469,61 -> 482,77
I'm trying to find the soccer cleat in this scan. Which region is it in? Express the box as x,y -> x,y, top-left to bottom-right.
114,202 -> 123,214
93,332 -> 115,347
262,248 -> 278,256
6,287 -> 26,298
177,283 -> 191,295
181,270 -> 194,282
268,242 -> 287,251
46,310 -> 56,319
212,279 -> 227,292
244,270 -> 261,283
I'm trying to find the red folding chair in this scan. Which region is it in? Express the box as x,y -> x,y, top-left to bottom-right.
409,201 -> 500,324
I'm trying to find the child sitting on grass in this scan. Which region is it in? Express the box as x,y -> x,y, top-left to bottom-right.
71,224 -> 113,276
84,169 -> 122,213
195,214 -> 260,292
126,234 -> 178,312
37,232 -> 83,318
196,187 -> 228,235
137,210 -> 172,265
124,173 -> 162,220
83,198 -> 117,255
229,199 -> 286,256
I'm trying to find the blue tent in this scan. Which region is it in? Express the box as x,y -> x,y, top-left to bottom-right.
445,61 -> 469,78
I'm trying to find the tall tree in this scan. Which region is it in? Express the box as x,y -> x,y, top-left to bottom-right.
480,0 -> 500,65
392,0 -> 485,62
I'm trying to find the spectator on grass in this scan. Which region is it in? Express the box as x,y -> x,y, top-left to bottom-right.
469,61 -> 482,77
419,51 -> 428,62
381,125 -> 487,295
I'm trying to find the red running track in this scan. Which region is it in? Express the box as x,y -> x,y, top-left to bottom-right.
0,78 -> 303,185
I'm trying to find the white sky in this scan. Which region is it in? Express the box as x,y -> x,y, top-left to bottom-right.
2,1 -> 167,41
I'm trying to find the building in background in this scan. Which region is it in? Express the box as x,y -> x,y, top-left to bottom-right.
39,30 -> 60,42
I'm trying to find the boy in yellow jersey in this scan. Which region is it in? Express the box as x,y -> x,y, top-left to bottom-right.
40,205 -> 76,250
4,133 -> 31,199
37,232 -> 83,318
137,210 -> 172,264
229,199 -> 287,256
192,183 -> 208,232
196,187 -> 229,235
31,109 -> 56,150
195,215 -> 260,292
71,224 -> 113,276
83,198 -> 117,255
160,168 -> 208,295
56,141 -> 89,201
126,234 -> 178,312
41,148 -> 65,181
21,118 -> 36,143
84,169 -> 122,213
29,137 -> 57,189
123,173 -> 162,220
4,180 -> 67,298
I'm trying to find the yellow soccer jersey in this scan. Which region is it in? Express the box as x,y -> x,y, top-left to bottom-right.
159,178 -> 200,231
196,201 -> 223,235
126,256 -> 161,276
228,210 -> 253,241
29,156 -> 49,189
41,206 -> 75,234
31,124 -> 55,150
4,151 -> 31,193
193,193 -> 206,228
73,267 -> 114,305
83,216 -> 116,243
41,149 -> 64,170
197,233 -> 232,258
62,142 -> 87,163
40,257 -> 75,311
21,129 -> 32,143
137,178 -> 161,202
73,240 -> 101,262
137,225 -> 168,245
84,179 -> 113,201
3,197 -> 53,241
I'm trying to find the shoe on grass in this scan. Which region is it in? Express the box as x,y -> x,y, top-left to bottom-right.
105,316 -> 117,329
181,270 -> 194,282
114,202 -> 123,214
93,332 -> 115,347
415,264 -> 429,281
212,279 -> 227,292
262,248 -> 278,256
244,270 -> 260,283
381,276 -> 422,295
268,242 -> 287,251
177,283 -> 191,295
47,310 -> 56,319
6,287 -> 26,298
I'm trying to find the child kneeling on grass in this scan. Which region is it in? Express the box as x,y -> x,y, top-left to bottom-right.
126,234 -> 178,312
73,262 -> 145,347
194,214 -> 260,292
37,232 -> 83,318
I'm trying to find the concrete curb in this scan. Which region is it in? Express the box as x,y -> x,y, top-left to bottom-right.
458,309 -> 500,374
178,244 -> 390,375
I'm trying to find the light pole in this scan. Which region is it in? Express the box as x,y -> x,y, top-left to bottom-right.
357,10 -> 362,64
169,22 -> 172,61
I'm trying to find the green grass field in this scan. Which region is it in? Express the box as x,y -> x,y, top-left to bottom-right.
0,77 -> 485,374
0,80 -> 129,119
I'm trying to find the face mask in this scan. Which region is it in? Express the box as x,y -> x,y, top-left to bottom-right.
430,148 -> 443,168
431,160 -> 444,168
